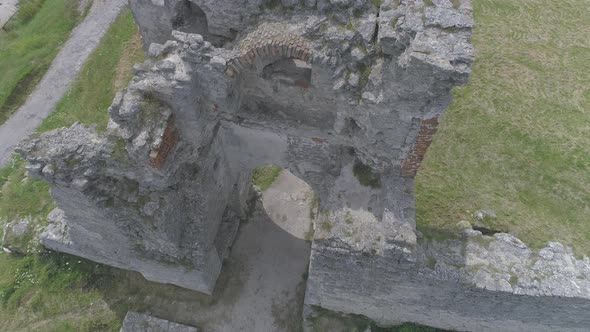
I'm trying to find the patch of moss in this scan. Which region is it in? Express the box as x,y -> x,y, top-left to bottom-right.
178,257 -> 195,270
111,138 -> 128,163
352,161 -> 381,188
318,210 -> 332,232
358,63 -> 373,91
345,18 -> 360,31
319,220 -> 332,232
509,274 -> 519,286
140,93 -> 166,124
252,164 -> 283,192
468,263 -> 486,274
345,211 -> 354,224
425,256 -> 437,270
358,43 -> 368,55
265,0 -> 282,10
415,225 -> 460,244
304,223 -> 315,241
309,192 -> 319,221
66,158 -> 80,168
329,15 -> 347,30
390,18 -> 399,28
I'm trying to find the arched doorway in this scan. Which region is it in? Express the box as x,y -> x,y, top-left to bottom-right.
171,0 -> 208,37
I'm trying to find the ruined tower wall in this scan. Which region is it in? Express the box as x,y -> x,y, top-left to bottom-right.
306,231 -> 590,332
306,251 -> 590,332
19,0 -> 476,298
129,0 -> 265,48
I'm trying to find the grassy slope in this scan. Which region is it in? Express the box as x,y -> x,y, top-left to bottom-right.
0,9 -> 144,331
38,9 -> 145,132
0,0 -> 80,125
416,0 -> 590,254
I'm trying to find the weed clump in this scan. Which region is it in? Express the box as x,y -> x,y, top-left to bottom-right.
252,165 -> 283,192
318,210 -> 332,232
353,161 -> 381,188
345,211 -> 354,224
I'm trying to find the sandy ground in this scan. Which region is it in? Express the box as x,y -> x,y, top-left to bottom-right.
106,170 -> 315,331
0,0 -> 17,29
263,170 -> 315,239
0,0 -> 127,167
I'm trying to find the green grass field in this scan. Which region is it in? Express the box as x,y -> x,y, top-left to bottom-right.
0,0 -> 82,125
0,8 -> 144,331
416,0 -> 590,254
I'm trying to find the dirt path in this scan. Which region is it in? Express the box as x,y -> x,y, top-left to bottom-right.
0,0 -> 127,167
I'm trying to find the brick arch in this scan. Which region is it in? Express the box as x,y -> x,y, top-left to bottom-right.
226,23 -> 313,76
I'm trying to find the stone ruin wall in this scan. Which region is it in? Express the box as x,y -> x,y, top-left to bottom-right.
15,0 -> 590,331
306,228 -> 590,332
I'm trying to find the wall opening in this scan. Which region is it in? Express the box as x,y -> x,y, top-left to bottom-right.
262,58 -> 312,89
172,0 -> 209,37
252,165 -> 317,241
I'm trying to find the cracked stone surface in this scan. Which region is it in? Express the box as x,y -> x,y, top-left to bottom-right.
15,0 -> 590,331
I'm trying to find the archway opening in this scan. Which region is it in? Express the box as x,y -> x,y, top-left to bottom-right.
172,0 -> 208,38
171,0 -> 231,47
252,164 -> 317,241
262,58 -> 312,89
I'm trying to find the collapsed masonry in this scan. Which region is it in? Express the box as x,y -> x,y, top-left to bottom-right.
17,0 -> 590,331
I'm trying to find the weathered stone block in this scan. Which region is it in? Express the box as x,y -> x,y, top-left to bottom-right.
120,312 -> 198,332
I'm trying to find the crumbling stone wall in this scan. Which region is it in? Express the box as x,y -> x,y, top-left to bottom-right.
306,228 -> 590,332
16,0 -> 590,330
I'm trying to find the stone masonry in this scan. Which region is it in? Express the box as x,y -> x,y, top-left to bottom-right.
16,0 -> 590,331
